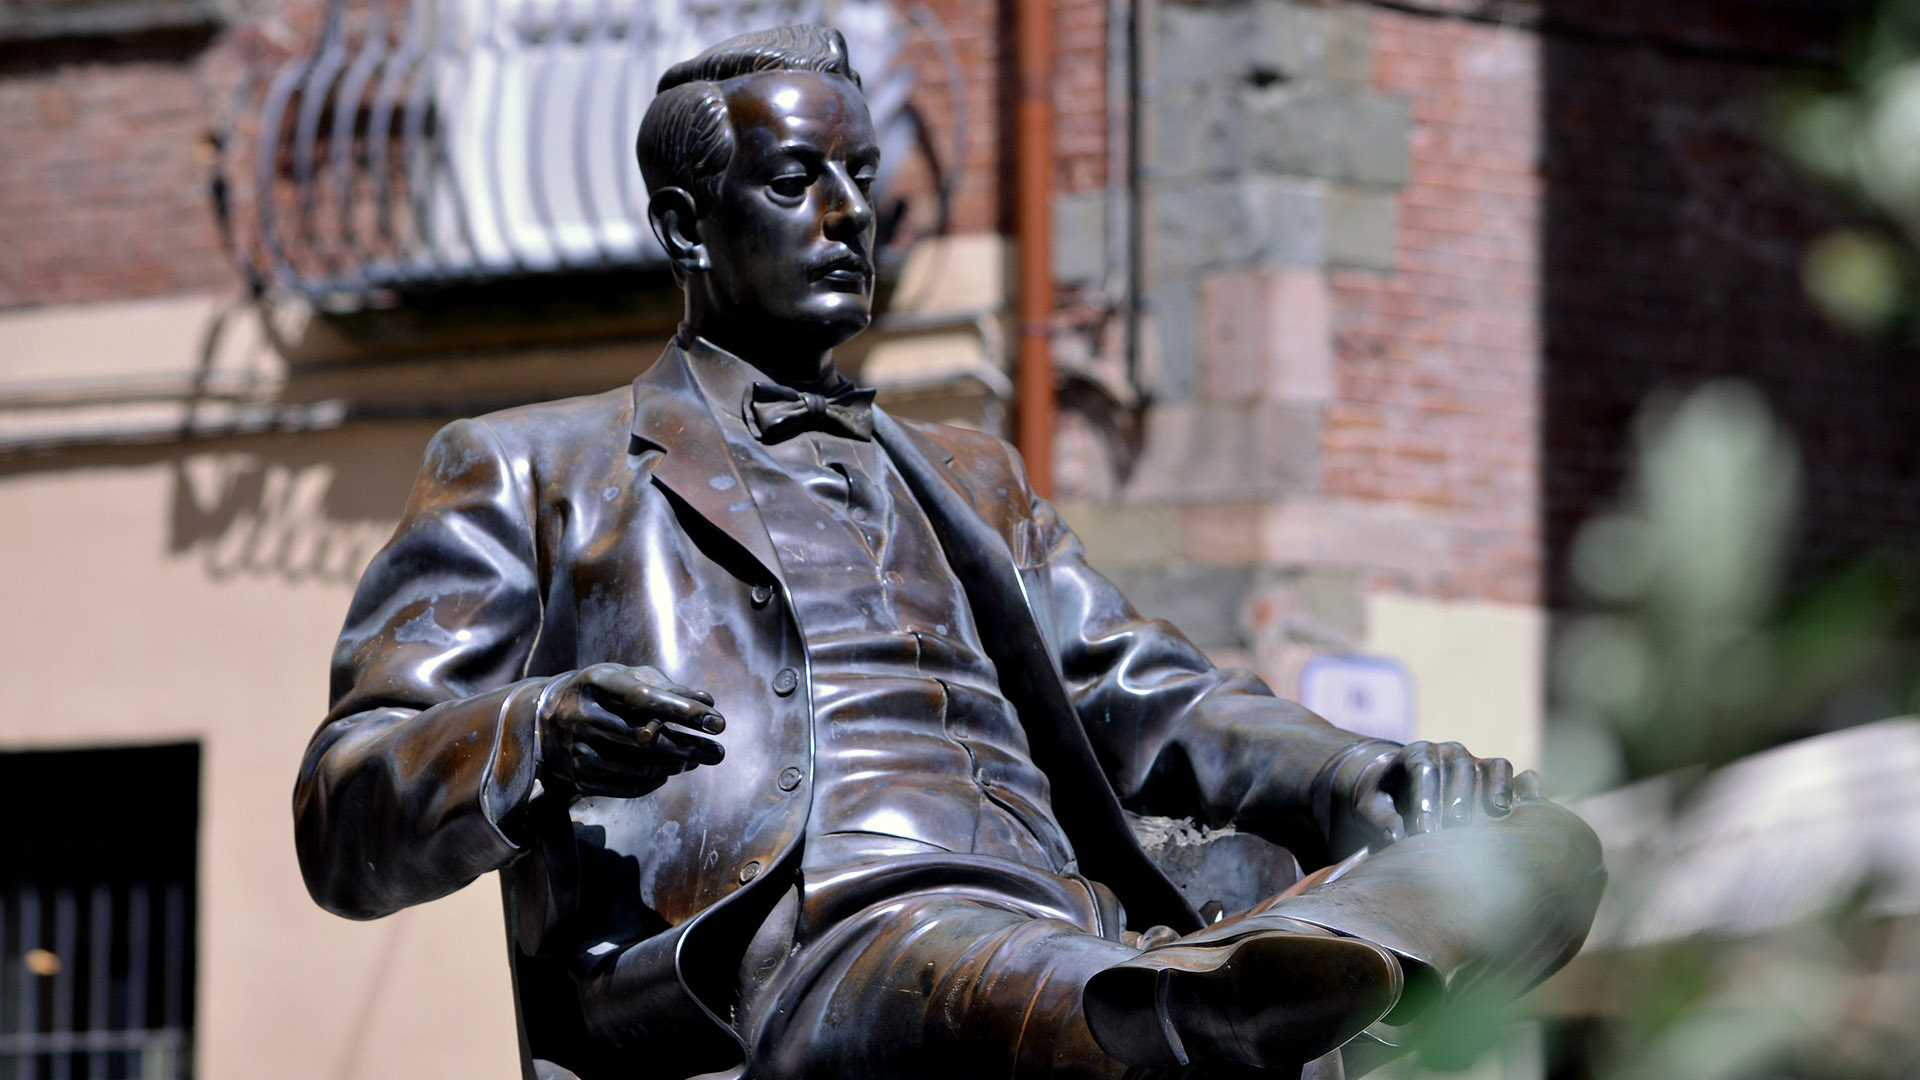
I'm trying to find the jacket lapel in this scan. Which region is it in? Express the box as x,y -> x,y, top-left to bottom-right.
628,344 -> 784,587
873,411 -> 1202,933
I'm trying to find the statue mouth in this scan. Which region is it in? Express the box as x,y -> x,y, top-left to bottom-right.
812,253 -> 872,291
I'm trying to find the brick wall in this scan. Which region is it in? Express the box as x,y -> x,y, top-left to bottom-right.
1330,10 -> 1542,604
1537,0 -> 1920,601
0,35 -> 243,308
9,0 -> 1915,615
1110,0 -> 1920,618
0,0 -> 1100,309
876,0 -> 1112,237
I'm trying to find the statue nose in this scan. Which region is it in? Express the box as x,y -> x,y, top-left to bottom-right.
824,170 -> 874,241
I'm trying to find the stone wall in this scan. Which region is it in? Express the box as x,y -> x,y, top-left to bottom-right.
1053,0 -> 1920,725
1054,0 -> 1546,725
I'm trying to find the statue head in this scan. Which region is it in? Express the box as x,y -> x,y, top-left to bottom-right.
639,26 -> 879,384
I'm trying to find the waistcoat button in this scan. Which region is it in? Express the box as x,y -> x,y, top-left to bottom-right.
777,766 -> 804,792
751,583 -> 775,608
738,860 -> 762,884
772,668 -> 799,696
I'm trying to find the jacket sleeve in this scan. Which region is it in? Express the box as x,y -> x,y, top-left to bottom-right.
294,418 -> 547,919
1017,463 -> 1384,861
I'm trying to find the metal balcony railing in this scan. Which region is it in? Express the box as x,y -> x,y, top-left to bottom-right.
214,0 -> 960,310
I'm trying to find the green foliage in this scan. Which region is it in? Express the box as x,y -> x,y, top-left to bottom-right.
1547,383 -> 1913,795
1776,0 -> 1920,334
1532,385 -> 1919,1080
1389,386 -> 1919,1080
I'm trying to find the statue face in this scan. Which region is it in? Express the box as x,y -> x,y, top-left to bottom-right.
696,71 -> 879,361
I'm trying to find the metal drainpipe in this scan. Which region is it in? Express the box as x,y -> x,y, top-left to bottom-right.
1130,0 -> 1157,398
1103,0 -> 1133,379
1015,0 -> 1057,499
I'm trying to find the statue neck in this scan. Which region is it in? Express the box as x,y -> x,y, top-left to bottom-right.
681,303 -> 838,389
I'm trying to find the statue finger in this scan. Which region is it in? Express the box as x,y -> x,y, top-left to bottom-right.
1358,790 -> 1404,846
590,718 -> 725,768
650,725 -> 727,767
600,680 -> 726,734
568,705 -> 658,757
624,665 -> 717,708
1439,743 -> 1476,824
575,715 -> 722,770
1396,742 -> 1441,834
1481,756 -> 1514,816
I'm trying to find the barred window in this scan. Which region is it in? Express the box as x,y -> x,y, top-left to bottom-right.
0,744 -> 198,1080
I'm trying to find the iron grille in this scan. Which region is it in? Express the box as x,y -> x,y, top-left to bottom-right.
214,0 -> 959,310
0,745 -> 198,1080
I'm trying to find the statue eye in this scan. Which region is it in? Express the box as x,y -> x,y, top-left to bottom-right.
769,174 -> 809,200
854,169 -> 876,194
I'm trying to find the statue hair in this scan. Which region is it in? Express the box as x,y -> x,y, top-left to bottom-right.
636,26 -> 864,215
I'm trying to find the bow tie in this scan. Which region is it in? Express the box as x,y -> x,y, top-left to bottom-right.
747,380 -> 877,443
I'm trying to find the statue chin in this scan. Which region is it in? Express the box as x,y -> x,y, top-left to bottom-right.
782,290 -> 874,347
693,301 -> 873,377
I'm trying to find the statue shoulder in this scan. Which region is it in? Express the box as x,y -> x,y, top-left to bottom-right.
460,384 -> 636,467
890,414 -> 1026,481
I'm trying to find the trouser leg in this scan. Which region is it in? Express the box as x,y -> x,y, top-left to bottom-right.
743,804 -> 1600,1080
1259,800 -> 1606,1002
749,894 -> 1142,1080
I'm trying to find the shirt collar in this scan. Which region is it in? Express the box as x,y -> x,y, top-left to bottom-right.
678,329 -> 864,436
679,331 -> 765,424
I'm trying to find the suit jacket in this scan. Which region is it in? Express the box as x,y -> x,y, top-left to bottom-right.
294,342 -> 1376,1076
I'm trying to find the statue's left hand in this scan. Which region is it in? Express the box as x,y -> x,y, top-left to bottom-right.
1327,741 -> 1545,857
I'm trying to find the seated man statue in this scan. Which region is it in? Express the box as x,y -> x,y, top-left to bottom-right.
294,25 -> 1603,1080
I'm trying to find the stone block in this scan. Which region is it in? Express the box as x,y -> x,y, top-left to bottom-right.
1157,2 -> 1253,89
1124,400 -> 1321,502
1198,268 -> 1335,406
1255,499 -> 1450,581
1104,564 -> 1257,651
1244,88 -> 1346,181
1054,190 -> 1108,287
1057,501 -> 1180,570
1244,91 -> 1410,188
1326,186 -> 1399,271
1248,1 -> 1332,86
1156,178 -> 1320,276
1248,566 -> 1368,647
1244,176 -> 1325,268
1326,5 -> 1375,92
1154,181 -> 1254,275
1179,501 -> 1266,565
888,233 -> 1008,316
1344,95 -> 1412,188
1199,272 -> 1266,404
1152,79 -> 1244,183
1142,279 -> 1199,402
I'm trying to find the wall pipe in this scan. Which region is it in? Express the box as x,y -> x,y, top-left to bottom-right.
1014,0 -> 1057,498
1130,0 -> 1157,399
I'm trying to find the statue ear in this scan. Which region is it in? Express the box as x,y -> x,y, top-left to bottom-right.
648,187 -> 709,277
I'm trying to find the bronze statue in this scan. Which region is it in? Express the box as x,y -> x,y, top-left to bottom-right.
294,26 -> 1602,1080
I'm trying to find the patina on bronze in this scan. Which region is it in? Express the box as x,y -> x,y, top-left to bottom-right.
294,26 -> 1603,1080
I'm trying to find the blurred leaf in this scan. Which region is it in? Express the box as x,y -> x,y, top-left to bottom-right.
1777,93 -> 1861,184
1541,378 -> 1919,1080
1772,550 -> 1912,716
1856,64 -> 1920,227
1802,229 -> 1908,333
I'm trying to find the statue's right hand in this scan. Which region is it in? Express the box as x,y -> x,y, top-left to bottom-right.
537,664 -> 727,797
